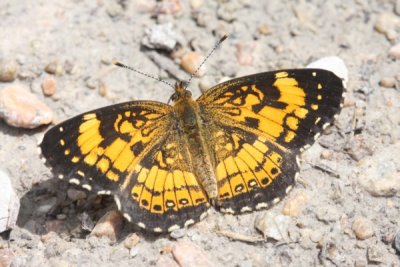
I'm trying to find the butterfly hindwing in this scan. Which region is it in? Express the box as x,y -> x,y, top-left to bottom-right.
117,131 -> 210,232
205,123 -> 298,213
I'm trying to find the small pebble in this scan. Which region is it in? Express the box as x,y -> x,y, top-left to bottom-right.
154,0 -> 182,16
45,219 -> 65,233
358,143 -> 400,196
394,231 -> 400,254
85,77 -> 97,89
254,212 -> 291,241
106,2 -> 123,17
320,149 -> 333,160
0,84 -> 53,128
37,197 -> 58,214
172,240 -> 214,267
67,189 -> 87,201
142,23 -> 177,51
388,43 -> 400,59
45,61 -> 63,75
367,245 -> 385,263
352,217 -> 374,240
0,169 -> 19,233
306,56 -> 348,87
180,52 -> 206,77
170,228 -> 186,239
258,24 -> 271,35
282,191 -> 308,217
91,210 -> 124,242
190,0 -> 203,10
374,13 -> 400,41
315,206 -> 340,223
0,59 -> 18,82
124,233 -> 140,249
41,77 -> 57,96
379,77 -> 396,88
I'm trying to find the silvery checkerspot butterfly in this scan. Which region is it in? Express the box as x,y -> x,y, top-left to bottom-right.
39,68 -> 344,233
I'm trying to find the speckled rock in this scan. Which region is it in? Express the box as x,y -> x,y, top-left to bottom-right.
142,23 -> 177,51
358,143 -> 400,197
352,217 -> 374,240
90,210 -> 124,242
0,84 -> 53,128
172,240 -> 215,267
0,169 -> 20,233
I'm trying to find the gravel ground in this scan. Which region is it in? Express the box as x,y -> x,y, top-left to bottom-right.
0,0 -> 400,266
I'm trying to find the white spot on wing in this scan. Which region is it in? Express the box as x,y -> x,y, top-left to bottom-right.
272,197 -> 281,204
123,213 -> 132,222
137,222 -> 146,229
200,212 -> 208,220
98,190 -> 111,195
255,202 -> 268,210
285,185 -> 293,194
168,224 -> 180,232
240,206 -> 252,213
69,178 -> 80,185
114,196 -> 121,210
153,227 -> 163,233
184,219 -> 195,227
82,184 -> 92,191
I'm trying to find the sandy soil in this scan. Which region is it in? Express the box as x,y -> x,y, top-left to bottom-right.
0,0 -> 399,266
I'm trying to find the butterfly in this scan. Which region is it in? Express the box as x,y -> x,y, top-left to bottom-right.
39,68 -> 344,233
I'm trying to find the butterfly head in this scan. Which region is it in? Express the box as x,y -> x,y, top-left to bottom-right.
170,81 -> 192,103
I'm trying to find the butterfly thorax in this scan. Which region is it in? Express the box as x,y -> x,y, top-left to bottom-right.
172,83 -> 218,201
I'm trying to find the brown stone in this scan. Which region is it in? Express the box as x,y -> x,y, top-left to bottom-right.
41,76 -> 57,96
0,84 -> 53,128
180,52 -> 206,77
91,210 -> 124,242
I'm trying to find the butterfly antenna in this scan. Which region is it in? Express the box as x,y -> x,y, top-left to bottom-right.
113,60 -> 175,89
185,34 -> 228,89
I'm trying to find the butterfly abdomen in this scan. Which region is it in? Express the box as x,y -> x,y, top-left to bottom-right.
173,98 -> 218,201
